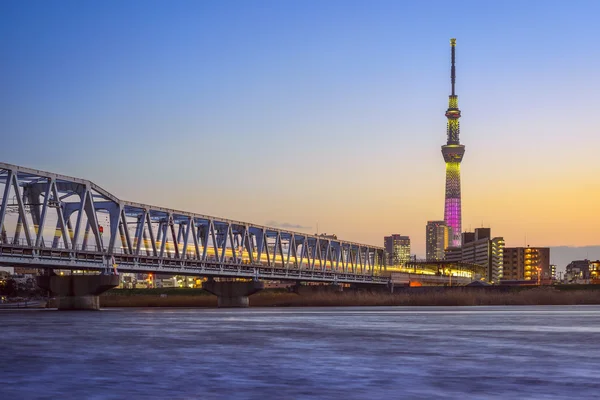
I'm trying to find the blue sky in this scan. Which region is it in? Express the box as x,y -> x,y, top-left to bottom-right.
1,0 -> 599,257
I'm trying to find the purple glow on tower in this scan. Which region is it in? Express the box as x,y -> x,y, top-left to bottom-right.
444,168 -> 462,247
442,39 -> 465,248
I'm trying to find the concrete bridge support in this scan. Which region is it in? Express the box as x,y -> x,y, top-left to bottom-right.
202,279 -> 264,307
37,274 -> 119,310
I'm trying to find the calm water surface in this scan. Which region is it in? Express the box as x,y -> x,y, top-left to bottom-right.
1,305 -> 599,399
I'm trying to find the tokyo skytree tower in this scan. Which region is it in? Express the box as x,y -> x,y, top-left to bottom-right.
442,38 -> 465,248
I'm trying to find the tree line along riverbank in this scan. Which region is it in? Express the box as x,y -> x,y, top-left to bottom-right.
88,285 -> 600,308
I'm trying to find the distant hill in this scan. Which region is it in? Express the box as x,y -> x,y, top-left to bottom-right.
550,246 -> 600,271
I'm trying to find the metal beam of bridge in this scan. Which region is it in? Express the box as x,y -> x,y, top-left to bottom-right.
0,163 -> 388,285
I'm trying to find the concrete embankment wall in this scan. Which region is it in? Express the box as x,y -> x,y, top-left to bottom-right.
96,285 -> 600,308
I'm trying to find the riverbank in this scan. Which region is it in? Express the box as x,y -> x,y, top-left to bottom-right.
97,287 -> 600,307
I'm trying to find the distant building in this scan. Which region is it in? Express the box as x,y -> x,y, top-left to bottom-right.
426,221 -> 449,261
384,234 -> 411,267
566,260 -> 590,279
591,261 -> 600,280
444,247 -> 462,263
473,228 -> 490,240
503,247 -> 550,281
461,232 -> 475,244
444,228 -> 504,283
564,259 -> 600,281
550,264 -> 557,280
490,238 -> 504,281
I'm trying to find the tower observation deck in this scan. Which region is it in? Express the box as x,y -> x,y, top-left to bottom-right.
442,38 -> 465,248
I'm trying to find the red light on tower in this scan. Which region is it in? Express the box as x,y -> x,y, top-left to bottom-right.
99,226 -> 104,235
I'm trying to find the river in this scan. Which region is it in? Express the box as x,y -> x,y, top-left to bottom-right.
1,305 -> 599,399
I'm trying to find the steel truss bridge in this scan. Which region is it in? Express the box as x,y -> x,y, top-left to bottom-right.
0,163 -> 388,285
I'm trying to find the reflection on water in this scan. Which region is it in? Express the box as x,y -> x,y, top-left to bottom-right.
1,306 -> 600,399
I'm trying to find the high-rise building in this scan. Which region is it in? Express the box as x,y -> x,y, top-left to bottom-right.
442,38 -> 465,248
490,238 -> 504,282
549,264 -> 557,280
384,235 -> 411,267
474,228 -> 490,241
426,221 -> 449,261
503,247 -> 550,281
445,228 -> 504,282
461,232 -> 475,244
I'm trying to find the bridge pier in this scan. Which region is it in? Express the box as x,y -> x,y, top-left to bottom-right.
202,279 -> 264,307
37,273 -> 119,310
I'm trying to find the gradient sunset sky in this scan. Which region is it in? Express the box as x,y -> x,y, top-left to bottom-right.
1,0 -> 599,257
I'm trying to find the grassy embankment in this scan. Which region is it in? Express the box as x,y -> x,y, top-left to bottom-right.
99,286 -> 600,307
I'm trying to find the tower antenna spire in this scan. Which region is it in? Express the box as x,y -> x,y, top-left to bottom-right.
442,38 -> 465,248
450,38 -> 456,96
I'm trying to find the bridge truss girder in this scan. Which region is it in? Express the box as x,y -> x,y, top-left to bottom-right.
0,163 -> 387,284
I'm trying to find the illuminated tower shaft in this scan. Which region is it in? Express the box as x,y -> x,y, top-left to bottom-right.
442,38 -> 465,248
